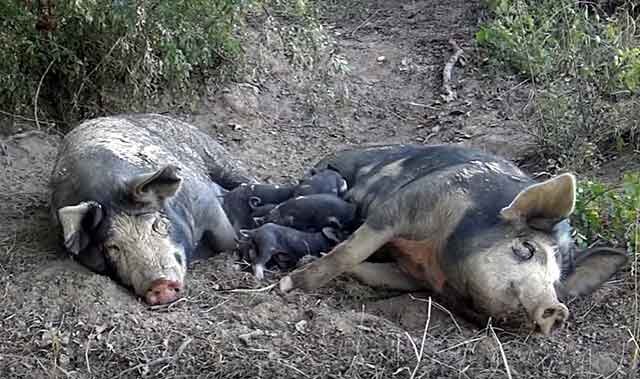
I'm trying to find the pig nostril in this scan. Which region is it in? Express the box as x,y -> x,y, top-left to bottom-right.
542,308 -> 556,319
173,287 -> 180,293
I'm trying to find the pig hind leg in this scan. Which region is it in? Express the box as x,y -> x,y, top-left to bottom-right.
279,223 -> 394,292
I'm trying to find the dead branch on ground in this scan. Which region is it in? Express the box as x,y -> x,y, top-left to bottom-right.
442,39 -> 464,102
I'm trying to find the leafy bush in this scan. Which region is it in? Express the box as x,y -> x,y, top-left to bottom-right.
573,173 -> 640,253
476,0 -> 640,169
1,0 -> 249,126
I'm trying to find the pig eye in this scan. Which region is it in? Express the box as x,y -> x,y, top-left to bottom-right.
174,252 -> 183,265
106,244 -> 120,253
152,217 -> 169,235
512,241 -> 535,261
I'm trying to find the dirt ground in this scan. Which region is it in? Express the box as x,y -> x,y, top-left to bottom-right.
0,1 -> 635,378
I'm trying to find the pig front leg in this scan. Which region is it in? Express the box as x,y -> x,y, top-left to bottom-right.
346,262 -> 425,291
203,198 -> 239,253
279,223 -> 394,292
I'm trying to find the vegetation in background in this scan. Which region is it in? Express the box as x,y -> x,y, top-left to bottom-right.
477,0 -> 640,251
476,0 -> 640,170
0,0 -> 249,127
573,174 -> 639,252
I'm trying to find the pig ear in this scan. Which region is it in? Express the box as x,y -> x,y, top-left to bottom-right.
57,201 -> 103,255
75,245 -> 108,274
500,173 -> 576,227
338,178 -> 348,196
129,165 -> 182,204
560,247 -> 628,298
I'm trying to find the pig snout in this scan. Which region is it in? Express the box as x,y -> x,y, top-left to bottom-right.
532,302 -> 569,335
145,278 -> 183,305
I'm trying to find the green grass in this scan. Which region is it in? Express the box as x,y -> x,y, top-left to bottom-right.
476,0 -> 640,170
0,0 -> 249,126
573,174 -> 640,252
477,0 -> 640,251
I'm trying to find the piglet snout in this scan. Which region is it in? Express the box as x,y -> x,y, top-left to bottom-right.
533,303 -> 569,335
145,279 -> 183,305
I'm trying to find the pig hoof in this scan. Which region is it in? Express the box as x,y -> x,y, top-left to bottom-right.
254,264 -> 265,281
279,275 -> 294,293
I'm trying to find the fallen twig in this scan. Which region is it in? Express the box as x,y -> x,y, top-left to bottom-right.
0,110 -> 57,126
34,60 -> 55,130
117,336 -> 192,378
85,338 -> 91,374
409,294 -> 463,335
436,336 -> 486,354
117,356 -> 174,378
441,39 -> 464,102
489,323 -> 513,379
228,282 -> 277,293
1,130 -> 54,144
408,296 -> 432,379
148,297 -> 188,311
350,9 -> 381,37
176,337 -> 193,357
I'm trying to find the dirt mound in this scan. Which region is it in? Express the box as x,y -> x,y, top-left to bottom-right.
0,1 -> 634,378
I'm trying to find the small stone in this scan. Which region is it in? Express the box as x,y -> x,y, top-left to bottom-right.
295,320 -> 307,334
377,56 -> 386,63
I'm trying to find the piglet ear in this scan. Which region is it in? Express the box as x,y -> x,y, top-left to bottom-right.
321,227 -> 341,243
559,247 -> 628,298
500,173 -> 576,227
238,229 -> 252,239
57,201 -> 103,255
338,178 -> 348,196
129,165 -> 182,205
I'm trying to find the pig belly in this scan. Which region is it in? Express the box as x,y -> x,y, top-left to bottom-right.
387,238 -> 447,292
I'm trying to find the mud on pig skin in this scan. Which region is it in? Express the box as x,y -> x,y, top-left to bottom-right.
280,144 -> 628,336
50,113 -> 257,305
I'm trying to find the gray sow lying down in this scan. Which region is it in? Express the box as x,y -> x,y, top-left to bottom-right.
280,144 -> 628,335
50,114 -> 257,305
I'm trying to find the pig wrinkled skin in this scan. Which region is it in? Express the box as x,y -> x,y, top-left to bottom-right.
280,144 -> 628,335
238,223 -> 346,280
253,194 -> 359,232
50,114 -> 257,305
